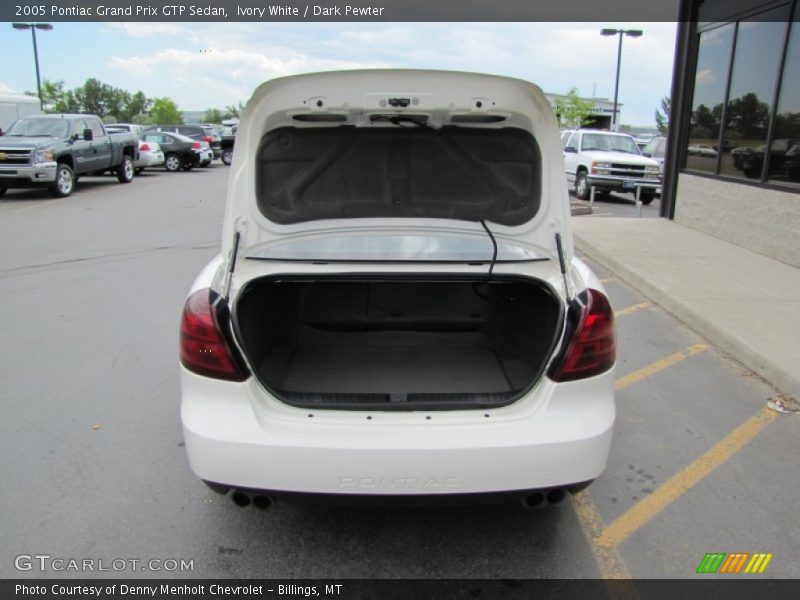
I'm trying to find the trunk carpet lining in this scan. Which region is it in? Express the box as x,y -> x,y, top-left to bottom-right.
260,338 -> 535,395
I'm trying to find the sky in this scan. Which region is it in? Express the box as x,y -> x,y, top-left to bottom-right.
0,22 -> 677,127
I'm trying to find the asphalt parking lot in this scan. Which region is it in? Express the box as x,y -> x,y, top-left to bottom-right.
1,166 -> 797,580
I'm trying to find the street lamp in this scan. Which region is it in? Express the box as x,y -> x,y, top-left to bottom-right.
600,28 -> 642,131
12,22 -> 54,111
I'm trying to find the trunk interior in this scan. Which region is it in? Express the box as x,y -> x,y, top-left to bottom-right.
234,277 -> 563,410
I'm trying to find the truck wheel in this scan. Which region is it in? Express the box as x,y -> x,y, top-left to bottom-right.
49,163 -> 75,198
575,171 -> 591,200
639,193 -> 656,205
222,149 -> 233,165
117,155 -> 134,183
164,153 -> 182,172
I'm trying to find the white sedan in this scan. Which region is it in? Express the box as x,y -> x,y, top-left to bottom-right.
179,70 -> 616,509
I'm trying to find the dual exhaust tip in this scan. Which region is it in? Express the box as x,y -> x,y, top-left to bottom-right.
231,490 -> 275,510
520,487 -> 567,509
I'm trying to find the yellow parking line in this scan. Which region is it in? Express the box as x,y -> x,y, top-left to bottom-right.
596,406 -> 778,548
615,344 -> 709,391
572,491 -> 632,579
616,302 -> 650,318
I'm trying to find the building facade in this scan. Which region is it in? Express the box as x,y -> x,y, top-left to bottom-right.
663,0 -> 800,267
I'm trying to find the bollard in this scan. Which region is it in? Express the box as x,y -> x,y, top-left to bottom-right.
635,185 -> 642,218
589,185 -> 596,207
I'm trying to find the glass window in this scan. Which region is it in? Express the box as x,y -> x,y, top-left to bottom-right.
564,132 -> 577,151
642,138 -> 659,156
580,133 -> 641,154
88,118 -> 106,138
720,12 -> 789,179
71,119 -> 88,137
685,23 -> 734,173
770,20 -> 800,188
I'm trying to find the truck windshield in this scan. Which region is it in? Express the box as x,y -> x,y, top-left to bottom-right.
581,133 -> 641,154
245,235 -> 547,263
6,118 -> 69,138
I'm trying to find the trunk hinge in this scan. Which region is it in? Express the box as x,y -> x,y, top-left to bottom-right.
222,230 -> 241,301
555,232 -> 573,302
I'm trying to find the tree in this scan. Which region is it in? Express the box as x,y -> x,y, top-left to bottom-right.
655,96 -> 670,134
555,88 -> 595,129
149,97 -> 183,124
727,92 -> 770,139
223,101 -> 245,119
203,108 -> 224,123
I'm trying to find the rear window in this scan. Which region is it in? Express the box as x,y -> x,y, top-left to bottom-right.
256,126 -> 542,226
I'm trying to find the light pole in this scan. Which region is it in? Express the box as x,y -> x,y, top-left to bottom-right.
600,28 -> 642,131
12,23 -> 54,111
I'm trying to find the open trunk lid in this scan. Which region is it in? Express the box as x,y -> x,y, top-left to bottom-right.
220,70 -> 574,272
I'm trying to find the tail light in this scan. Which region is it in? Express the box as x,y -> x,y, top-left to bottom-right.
203,136 -> 213,144
139,143 -> 150,152
191,141 -> 202,149
180,288 -> 249,381
550,288 -> 615,382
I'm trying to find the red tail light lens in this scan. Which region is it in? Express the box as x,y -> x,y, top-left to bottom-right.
203,136 -> 213,144
191,141 -> 202,149
180,288 -> 248,381
139,143 -> 150,152
551,288 -> 616,382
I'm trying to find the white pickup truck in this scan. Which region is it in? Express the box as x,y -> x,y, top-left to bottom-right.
561,129 -> 662,204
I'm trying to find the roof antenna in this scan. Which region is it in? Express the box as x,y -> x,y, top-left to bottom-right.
480,219 -> 498,282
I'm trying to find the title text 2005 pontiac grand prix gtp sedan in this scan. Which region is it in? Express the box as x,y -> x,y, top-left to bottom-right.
179,70 -> 616,510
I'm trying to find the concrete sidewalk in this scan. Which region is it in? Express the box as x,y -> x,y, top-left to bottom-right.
572,217 -> 800,399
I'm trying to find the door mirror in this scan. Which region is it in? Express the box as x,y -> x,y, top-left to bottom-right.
83,128 -> 93,141
642,152 -> 651,157
564,147 -> 577,153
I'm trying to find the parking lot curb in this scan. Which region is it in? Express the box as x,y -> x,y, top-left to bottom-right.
574,232 -> 800,400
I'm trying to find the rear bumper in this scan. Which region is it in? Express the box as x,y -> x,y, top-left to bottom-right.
180,366 -> 616,495
0,162 -> 57,185
135,151 -> 164,168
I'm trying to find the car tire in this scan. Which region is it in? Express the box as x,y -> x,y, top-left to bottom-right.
117,155 -> 134,183
48,163 -> 75,198
575,171 -> 591,200
222,149 -> 233,165
639,193 -> 656,205
164,153 -> 182,172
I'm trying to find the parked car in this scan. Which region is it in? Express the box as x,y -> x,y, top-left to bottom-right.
687,143 -> 718,158
562,129 -> 662,204
141,131 -> 201,172
146,124 -> 222,160
633,132 -> 656,149
641,135 -> 667,179
106,124 -> 164,173
179,70 -> 616,509
219,126 -> 236,165
730,139 -> 800,180
0,114 -> 137,197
